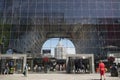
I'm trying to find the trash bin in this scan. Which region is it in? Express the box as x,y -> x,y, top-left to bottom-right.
110,66 -> 118,77
118,64 -> 120,77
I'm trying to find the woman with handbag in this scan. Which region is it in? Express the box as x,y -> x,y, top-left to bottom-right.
99,60 -> 106,80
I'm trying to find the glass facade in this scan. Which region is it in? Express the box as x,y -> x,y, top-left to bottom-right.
0,0 -> 120,57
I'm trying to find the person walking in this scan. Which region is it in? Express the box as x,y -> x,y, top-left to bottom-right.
23,64 -> 28,77
43,57 -> 49,73
4,63 -> 9,75
33,64 -> 38,72
99,60 -> 106,80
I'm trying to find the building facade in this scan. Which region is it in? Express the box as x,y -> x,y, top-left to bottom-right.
54,41 -> 66,59
0,0 -> 120,58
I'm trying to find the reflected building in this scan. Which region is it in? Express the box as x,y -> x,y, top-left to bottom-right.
0,0 -> 120,58
54,40 -> 66,59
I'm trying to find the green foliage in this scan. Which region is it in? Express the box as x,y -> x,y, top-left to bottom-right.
0,38 -> 1,44
0,22 -> 12,53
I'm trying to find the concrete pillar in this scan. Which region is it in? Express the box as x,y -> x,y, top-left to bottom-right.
91,54 -> 95,73
88,54 -> 95,73
31,59 -> 33,71
23,55 -> 27,72
89,57 -> 92,73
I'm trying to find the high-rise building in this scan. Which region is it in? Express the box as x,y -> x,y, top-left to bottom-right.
54,40 -> 66,59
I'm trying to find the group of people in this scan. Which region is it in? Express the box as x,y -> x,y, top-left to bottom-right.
33,64 -> 42,72
33,63 -> 66,72
74,59 -> 89,73
23,60 -> 118,80
2,59 -> 112,80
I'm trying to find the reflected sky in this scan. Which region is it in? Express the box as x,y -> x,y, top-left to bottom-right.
42,38 -> 75,56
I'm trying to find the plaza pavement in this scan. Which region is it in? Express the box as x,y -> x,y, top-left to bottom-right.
0,72 -> 119,80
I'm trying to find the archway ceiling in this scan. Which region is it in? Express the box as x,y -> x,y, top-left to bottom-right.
42,24 -> 83,39
12,18 -> 120,53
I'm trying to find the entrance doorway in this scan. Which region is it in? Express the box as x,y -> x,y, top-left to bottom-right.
0,54 -> 26,74
66,54 -> 95,73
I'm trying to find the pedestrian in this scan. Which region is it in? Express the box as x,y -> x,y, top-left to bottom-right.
33,64 -> 38,72
43,57 -> 49,73
23,64 -> 28,77
99,60 -> 106,80
4,63 -> 9,75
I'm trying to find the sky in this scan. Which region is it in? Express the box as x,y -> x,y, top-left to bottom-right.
41,38 -> 75,56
